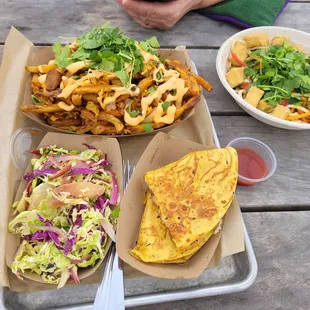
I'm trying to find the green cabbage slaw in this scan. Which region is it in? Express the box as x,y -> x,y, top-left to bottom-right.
8,143 -> 119,288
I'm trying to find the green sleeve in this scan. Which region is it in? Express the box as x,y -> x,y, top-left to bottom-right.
196,0 -> 289,28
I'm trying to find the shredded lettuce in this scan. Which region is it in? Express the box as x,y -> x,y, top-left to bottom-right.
11,241 -> 71,284
9,144 -> 118,287
8,211 -> 41,235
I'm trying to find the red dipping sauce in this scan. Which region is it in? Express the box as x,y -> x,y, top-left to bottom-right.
235,148 -> 268,186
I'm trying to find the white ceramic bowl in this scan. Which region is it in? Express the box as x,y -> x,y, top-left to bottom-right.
216,26 -> 310,130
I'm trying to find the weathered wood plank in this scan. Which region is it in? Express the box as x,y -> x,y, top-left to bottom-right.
188,49 -> 243,113
0,2 -> 308,46
214,115 -> 310,209
130,211 -> 310,310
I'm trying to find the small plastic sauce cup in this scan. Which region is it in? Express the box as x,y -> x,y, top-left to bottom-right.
227,137 -> 277,186
10,127 -> 45,170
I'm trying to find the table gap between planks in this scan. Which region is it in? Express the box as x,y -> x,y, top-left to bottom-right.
1,1 -> 310,309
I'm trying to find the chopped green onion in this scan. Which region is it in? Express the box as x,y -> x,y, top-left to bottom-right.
129,110 -> 139,118
170,89 -> 177,96
142,123 -> 153,132
148,86 -> 155,94
162,101 -> 171,110
156,71 -> 162,80
31,95 -> 44,105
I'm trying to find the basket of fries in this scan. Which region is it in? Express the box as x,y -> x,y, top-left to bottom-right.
21,24 -> 212,136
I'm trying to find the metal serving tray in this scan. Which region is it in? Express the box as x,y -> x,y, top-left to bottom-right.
0,62 -> 258,310
0,114 -> 258,310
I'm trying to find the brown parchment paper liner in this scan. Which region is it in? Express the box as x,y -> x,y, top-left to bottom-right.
5,132 -> 123,292
117,132 -> 240,279
0,27 -> 244,289
21,45 -> 195,137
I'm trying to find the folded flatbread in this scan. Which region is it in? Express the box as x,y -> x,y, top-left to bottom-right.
144,147 -> 238,251
130,191 -> 216,263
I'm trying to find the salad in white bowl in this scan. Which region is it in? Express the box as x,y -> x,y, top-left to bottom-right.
216,26 -> 310,130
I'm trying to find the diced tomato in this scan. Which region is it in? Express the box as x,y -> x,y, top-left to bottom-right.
31,149 -> 41,155
241,82 -> 250,90
282,98 -> 289,106
231,52 -> 246,67
49,163 -> 72,180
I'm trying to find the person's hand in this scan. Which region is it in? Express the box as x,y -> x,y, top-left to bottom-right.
116,0 -> 218,29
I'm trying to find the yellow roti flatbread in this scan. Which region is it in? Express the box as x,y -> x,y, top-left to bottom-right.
130,191 -> 215,263
144,147 -> 238,251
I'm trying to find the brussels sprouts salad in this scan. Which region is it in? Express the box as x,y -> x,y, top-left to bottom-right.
8,143 -> 119,288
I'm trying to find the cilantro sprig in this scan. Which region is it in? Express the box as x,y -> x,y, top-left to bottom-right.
52,23 -> 160,88
244,41 -> 310,107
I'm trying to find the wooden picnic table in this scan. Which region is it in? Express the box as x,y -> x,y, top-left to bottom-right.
0,1 -> 310,309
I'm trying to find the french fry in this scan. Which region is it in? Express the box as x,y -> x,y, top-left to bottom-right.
25,65 -> 40,73
111,80 -> 123,86
138,77 -> 154,92
80,109 -> 97,122
126,122 -> 166,134
175,96 -> 200,120
98,112 -> 124,133
91,122 -> 117,135
117,101 -> 126,109
47,118 -> 82,127
76,122 -> 98,134
73,85 -> 113,94
116,94 -> 130,103
104,109 -> 124,118
38,64 -> 58,74
21,104 -> 73,113
191,72 -> 212,92
31,74 -> 42,87
166,60 -> 191,72
71,94 -> 82,105
82,94 -> 99,103
187,72 -> 201,97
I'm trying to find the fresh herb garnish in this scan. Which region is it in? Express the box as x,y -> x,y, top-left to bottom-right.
245,42 -> 310,106
162,101 -> 171,110
52,42 -> 72,68
138,36 -> 160,51
53,23 -> 160,88
142,123 -> 153,132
